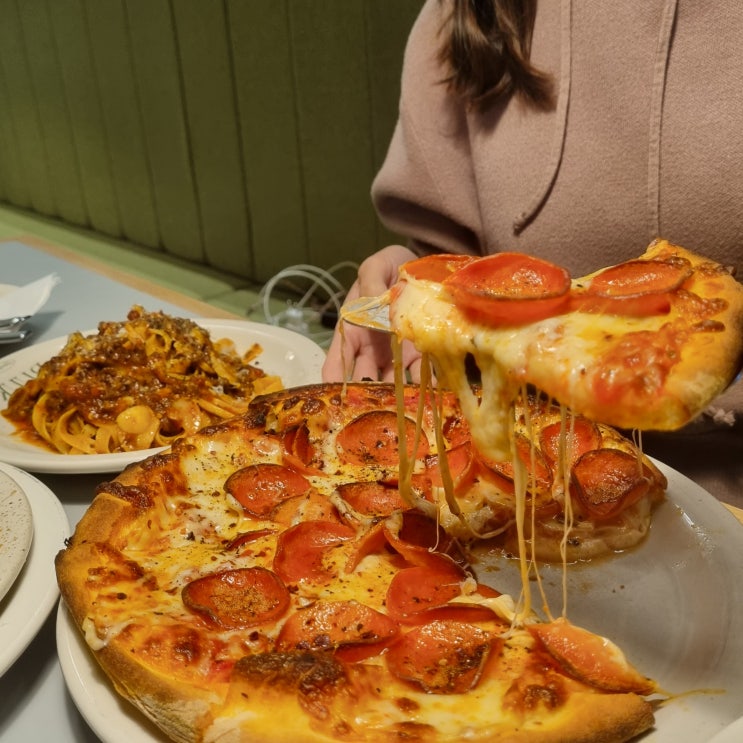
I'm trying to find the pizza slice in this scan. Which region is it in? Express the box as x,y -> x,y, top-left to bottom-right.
384,238 -> 743,462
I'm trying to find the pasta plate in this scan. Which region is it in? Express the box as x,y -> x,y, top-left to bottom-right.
0,319 -> 325,474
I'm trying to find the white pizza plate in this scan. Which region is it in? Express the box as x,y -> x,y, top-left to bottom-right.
0,319 -> 325,474
0,469 -> 34,604
57,460 -> 743,743
0,462 -> 70,677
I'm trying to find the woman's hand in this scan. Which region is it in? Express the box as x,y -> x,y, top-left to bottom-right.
322,245 -> 422,382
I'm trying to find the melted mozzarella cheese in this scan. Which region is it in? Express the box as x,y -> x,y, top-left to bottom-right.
389,275 -> 628,624
391,273 -> 674,437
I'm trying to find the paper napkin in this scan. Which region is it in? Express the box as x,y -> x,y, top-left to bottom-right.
0,274 -> 60,320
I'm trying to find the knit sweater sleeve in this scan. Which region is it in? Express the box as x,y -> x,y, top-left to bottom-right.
371,0 -> 484,257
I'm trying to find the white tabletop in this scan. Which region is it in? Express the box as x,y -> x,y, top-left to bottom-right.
0,239 -> 237,743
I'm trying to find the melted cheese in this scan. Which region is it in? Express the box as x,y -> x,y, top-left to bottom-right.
389,274 -> 623,625
390,272 -> 677,437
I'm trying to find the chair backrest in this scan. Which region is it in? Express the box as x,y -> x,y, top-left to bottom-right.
0,0 -> 423,283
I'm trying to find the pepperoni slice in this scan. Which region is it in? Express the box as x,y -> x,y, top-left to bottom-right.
539,417 -> 602,469
276,600 -> 399,656
226,528 -> 276,553
588,258 -> 692,296
337,481 -> 408,517
570,448 -> 651,521
182,567 -> 290,630
442,253 -> 571,327
530,618 -> 656,694
386,620 -> 493,693
225,463 -> 312,518
442,413 -> 471,448
416,582 -> 508,626
400,253 -> 476,283
383,511 -> 468,569
385,556 -> 466,623
283,424 -> 315,465
269,490 -> 340,526
478,433 -> 553,505
573,258 -> 692,316
273,520 -> 356,584
425,441 -> 477,492
336,411 -> 430,466
379,472 -> 434,503
344,521 -> 390,573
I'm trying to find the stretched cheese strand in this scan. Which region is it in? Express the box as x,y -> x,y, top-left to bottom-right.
392,337 -> 436,520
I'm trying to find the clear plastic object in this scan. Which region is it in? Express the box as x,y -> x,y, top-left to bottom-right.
257,263 -> 358,348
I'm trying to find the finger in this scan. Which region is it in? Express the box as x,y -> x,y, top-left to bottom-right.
378,340 -> 424,383
352,355 -> 383,382
356,246 -> 416,298
406,356 -> 423,384
322,323 -> 358,382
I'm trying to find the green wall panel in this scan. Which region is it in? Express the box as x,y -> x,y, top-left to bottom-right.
0,0 -> 423,285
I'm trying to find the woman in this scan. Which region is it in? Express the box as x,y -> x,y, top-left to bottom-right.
323,0 -> 743,504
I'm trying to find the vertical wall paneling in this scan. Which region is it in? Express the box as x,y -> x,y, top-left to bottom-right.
364,0 -> 424,250
0,0 -> 55,214
172,0 -> 252,278
288,1 -> 379,270
18,0 -> 88,225
85,0 -> 160,250
0,1 -> 422,285
125,0 -> 203,264
0,40 -> 27,207
48,0 -> 121,236
228,0 -> 307,284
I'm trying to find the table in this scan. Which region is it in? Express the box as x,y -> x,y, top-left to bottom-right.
0,238 -> 246,743
1,237 -> 742,743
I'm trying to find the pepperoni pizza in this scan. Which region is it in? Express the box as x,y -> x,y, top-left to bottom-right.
57,383 -> 662,743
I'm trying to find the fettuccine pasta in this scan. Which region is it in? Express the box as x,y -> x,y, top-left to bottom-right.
2,306 -> 283,455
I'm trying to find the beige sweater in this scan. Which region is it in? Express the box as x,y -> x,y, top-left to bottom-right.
373,0 -> 743,505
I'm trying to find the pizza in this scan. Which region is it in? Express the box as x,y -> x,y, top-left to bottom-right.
384,238 -> 743,462
57,382 -> 662,743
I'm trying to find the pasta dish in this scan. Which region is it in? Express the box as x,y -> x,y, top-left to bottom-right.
2,306 -> 283,455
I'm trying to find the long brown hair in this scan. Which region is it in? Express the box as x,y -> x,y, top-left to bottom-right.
439,0 -> 554,111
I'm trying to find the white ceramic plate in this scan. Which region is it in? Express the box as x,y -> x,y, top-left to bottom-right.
0,319 -> 325,474
0,469 -> 34,604
709,716 -> 743,743
0,462 -> 70,677
57,461 -> 743,743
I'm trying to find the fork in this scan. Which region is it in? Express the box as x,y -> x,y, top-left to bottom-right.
340,296 -> 391,332
0,315 -> 31,333
0,328 -> 31,344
